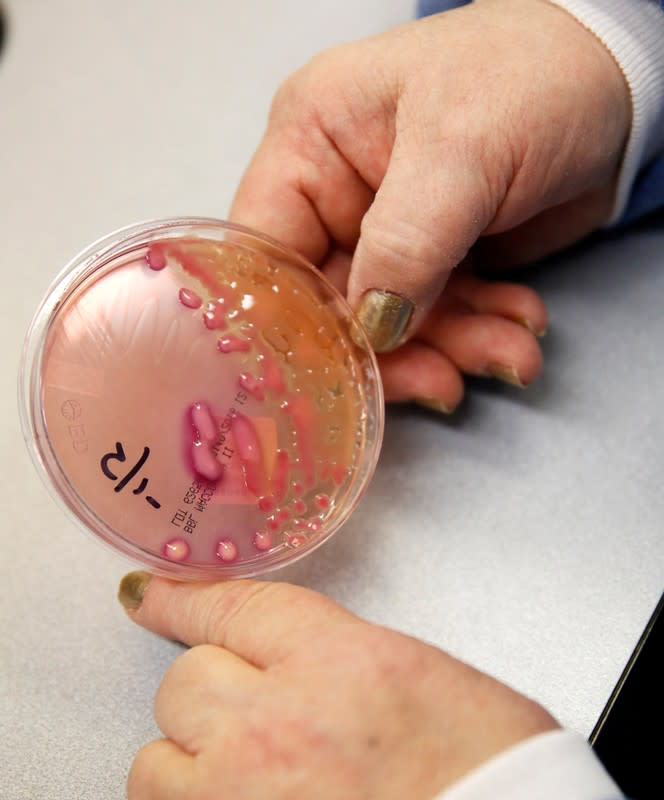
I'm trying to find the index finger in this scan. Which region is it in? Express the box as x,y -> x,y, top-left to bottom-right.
122,574 -> 357,668
229,129 -> 374,264
229,139 -> 328,264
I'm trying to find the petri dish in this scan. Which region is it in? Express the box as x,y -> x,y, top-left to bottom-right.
19,218 -> 384,579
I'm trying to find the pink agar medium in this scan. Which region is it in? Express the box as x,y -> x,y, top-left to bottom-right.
36,232 -> 380,578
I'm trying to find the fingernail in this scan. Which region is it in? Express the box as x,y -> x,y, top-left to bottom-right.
487,362 -> 525,388
515,317 -> 547,338
118,571 -> 152,612
414,397 -> 455,414
356,290 -> 414,353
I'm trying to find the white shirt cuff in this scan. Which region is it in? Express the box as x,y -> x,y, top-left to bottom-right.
545,0 -> 664,223
432,729 -> 623,800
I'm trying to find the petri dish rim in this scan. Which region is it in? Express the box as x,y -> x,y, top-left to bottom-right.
18,217 -> 385,579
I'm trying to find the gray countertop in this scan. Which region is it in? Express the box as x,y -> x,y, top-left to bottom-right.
1,2 -> 663,798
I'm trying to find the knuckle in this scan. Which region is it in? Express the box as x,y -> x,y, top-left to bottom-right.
269,73 -> 301,119
305,43 -> 352,86
179,643 -> 219,671
159,644 -> 215,693
228,711 -> 329,774
361,629 -> 436,685
204,581 -> 297,647
269,45 -> 349,128
268,53 -> 329,126
266,77 -> 320,158
360,211 -> 444,279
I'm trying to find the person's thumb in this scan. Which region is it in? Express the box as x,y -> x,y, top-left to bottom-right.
117,571 -> 356,668
351,140 -> 491,352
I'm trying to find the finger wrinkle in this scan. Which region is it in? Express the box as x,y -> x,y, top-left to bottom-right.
204,581 -> 279,659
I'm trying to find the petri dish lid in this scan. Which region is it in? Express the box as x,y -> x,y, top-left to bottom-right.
19,218 -> 384,579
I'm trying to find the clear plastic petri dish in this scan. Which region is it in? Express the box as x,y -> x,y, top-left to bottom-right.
19,218 -> 384,579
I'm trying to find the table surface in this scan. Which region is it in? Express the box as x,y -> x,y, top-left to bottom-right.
1,2 -> 663,798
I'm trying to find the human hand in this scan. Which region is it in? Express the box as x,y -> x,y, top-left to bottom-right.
120,573 -> 558,799
230,0 -> 629,410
